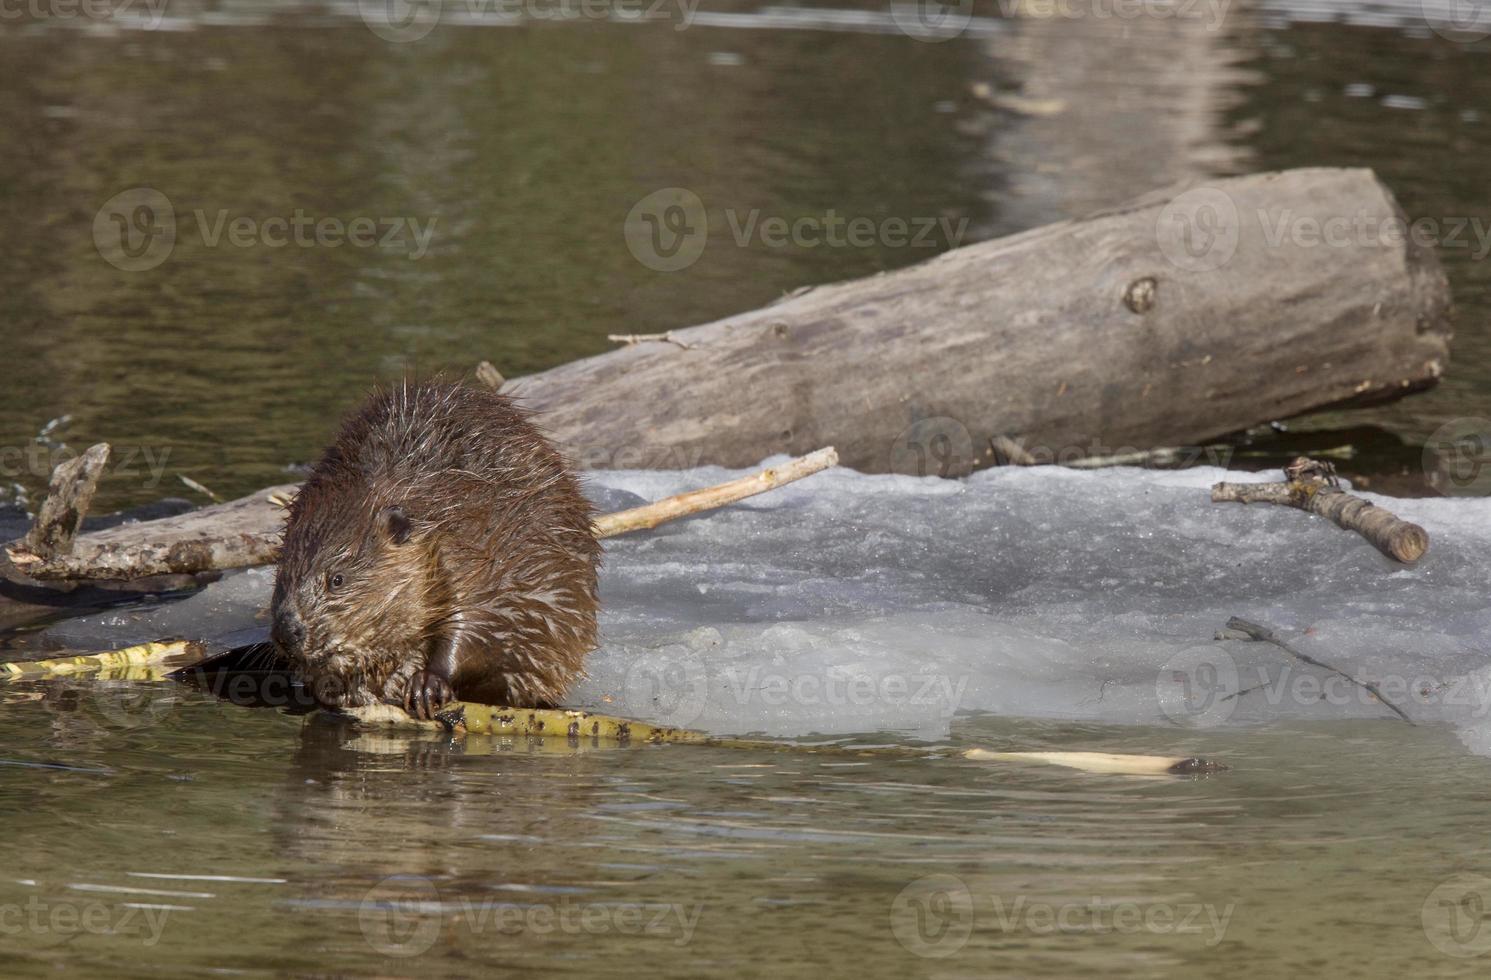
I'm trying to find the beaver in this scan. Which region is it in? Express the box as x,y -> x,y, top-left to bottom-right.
270,380 -> 601,719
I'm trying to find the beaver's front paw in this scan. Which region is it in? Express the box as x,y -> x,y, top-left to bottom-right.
404,670 -> 455,720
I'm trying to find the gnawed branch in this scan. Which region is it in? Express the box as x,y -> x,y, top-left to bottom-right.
1212,456 -> 1429,563
347,702 -> 1222,774
592,448 -> 838,537
0,639 -> 202,682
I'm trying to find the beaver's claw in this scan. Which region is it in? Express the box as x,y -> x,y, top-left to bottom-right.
404,669 -> 455,720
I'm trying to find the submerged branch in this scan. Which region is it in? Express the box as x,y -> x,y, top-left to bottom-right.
1223,615 -> 1414,724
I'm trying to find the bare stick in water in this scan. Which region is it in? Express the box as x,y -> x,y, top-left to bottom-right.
1222,615 -> 1414,724
1212,456 -> 1428,563
347,702 -> 1223,775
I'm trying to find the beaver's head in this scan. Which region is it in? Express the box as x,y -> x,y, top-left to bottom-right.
272,490 -> 443,707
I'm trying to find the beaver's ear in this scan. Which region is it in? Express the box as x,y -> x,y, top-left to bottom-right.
377,505 -> 413,545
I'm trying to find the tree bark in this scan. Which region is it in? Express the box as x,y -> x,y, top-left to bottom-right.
507,167 -> 1450,477
0,167 -> 1454,604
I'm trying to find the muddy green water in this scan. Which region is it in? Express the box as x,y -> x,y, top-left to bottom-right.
0,0 -> 1488,507
3,1 -> 1491,976
3,684 -> 1491,977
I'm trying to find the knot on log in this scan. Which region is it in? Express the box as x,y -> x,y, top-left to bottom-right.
1122,277 -> 1158,314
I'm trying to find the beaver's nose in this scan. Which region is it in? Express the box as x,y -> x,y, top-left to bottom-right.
272,607 -> 306,651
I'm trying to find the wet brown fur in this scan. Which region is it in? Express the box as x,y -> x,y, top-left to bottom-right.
271,380 -> 600,713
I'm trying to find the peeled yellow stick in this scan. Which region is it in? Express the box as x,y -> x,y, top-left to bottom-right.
963,749 -> 1220,775
593,448 -> 838,538
348,701 -> 711,743
0,640 -> 201,682
346,703 -> 1223,775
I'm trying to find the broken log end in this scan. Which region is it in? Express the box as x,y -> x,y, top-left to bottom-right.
22,442 -> 111,559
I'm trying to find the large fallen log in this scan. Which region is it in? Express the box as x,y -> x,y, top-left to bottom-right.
4,450 -> 839,583
512,166 -> 1450,475
0,167 -> 1452,597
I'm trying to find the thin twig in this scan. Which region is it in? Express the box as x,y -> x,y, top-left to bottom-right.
1222,615 -> 1414,724
594,448 -> 838,538
607,332 -> 696,351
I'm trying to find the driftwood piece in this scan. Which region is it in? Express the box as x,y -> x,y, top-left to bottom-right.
509,167 -> 1451,475
5,449 -> 839,583
23,443 -> 110,559
1212,457 -> 1429,563
6,483 -> 298,582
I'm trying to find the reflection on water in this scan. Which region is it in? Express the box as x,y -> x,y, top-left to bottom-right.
0,0 -> 1488,507
4,3 -> 1491,974
1,684 -> 1489,976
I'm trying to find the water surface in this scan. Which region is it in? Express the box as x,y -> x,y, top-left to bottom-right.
3,686 -> 1489,977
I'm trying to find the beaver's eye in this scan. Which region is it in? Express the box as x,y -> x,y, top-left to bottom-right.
327,572 -> 345,591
